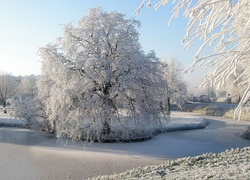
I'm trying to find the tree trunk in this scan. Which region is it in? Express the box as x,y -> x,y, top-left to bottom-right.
3,99 -> 7,113
236,87 -> 241,103
102,120 -> 111,135
166,97 -> 170,115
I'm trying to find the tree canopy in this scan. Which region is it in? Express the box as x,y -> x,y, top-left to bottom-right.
0,71 -> 17,111
38,8 -> 169,141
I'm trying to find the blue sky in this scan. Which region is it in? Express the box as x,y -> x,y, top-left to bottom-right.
0,0 -> 209,92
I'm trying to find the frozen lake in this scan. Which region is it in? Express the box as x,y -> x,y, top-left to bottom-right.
0,112 -> 249,179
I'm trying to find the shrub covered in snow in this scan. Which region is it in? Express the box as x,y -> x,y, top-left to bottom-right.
9,96 -> 49,130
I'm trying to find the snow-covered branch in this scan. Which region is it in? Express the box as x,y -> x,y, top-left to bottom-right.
136,0 -> 250,119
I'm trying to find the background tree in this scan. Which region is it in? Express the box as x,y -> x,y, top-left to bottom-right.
215,67 -> 245,103
17,75 -> 37,98
38,8 -> 168,141
135,0 -> 250,119
0,71 -> 17,113
162,57 -> 187,109
200,85 -> 216,102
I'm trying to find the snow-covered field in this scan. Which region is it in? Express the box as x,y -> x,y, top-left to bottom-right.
0,111 -> 249,179
94,147 -> 250,180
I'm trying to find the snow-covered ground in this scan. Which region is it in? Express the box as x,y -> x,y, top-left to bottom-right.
0,111 -> 249,179
94,147 -> 250,179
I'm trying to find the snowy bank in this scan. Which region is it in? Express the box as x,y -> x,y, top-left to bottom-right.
178,103 -> 250,121
93,146 -> 250,180
165,114 -> 208,132
0,110 -> 208,142
0,110 -> 26,128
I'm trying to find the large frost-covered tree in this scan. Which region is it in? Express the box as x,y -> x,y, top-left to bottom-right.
38,8 -> 168,141
135,0 -> 250,119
